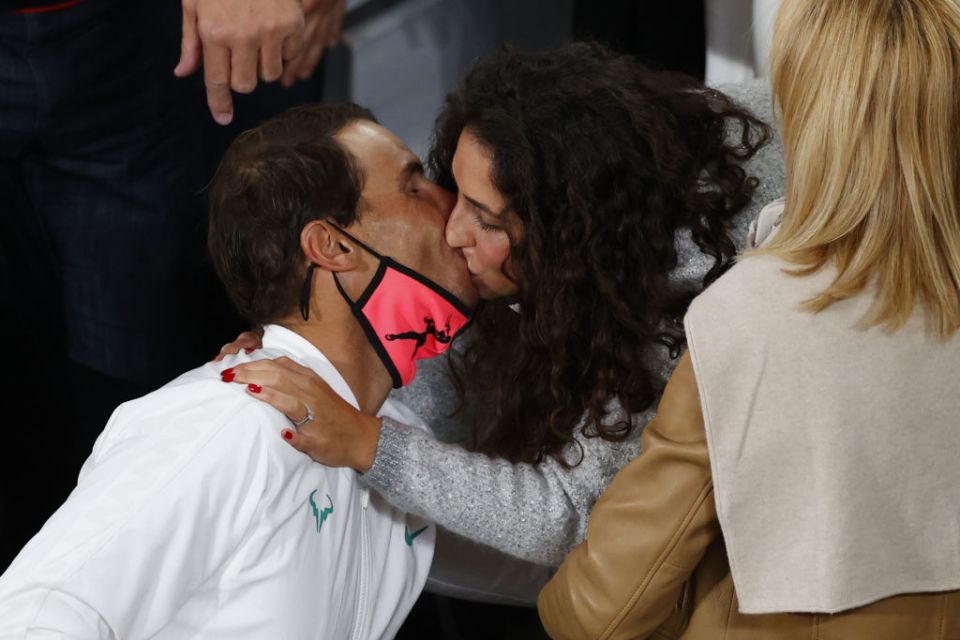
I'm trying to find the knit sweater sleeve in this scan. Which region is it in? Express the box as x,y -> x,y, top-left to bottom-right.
361,407 -> 649,567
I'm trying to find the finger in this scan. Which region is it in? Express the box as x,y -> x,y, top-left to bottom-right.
272,356 -> 318,377
224,367 -> 325,411
280,10 -> 319,86
322,2 -> 346,48
174,1 -> 201,77
259,39 -> 284,83
202,41 -> 233,125
269,358 -> 345,400
296,38 -> 326,80
325,0 -> 346,48
280,428 -> 314,457
297,10 -> 325,77
280,56 -> 301,88
237,336 -> 261,352
227,357 -> 329,398
228,358 -> 302,379
212,344 -> 230,362
281,27 -> 306,63
244,383 -> 308,421
212,342 -> 256,362
222,366 -> 291,391
281,422 -> 328,464
230,41 -> 259,94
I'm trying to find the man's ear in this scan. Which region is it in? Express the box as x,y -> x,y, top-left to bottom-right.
300,220 -> 359,272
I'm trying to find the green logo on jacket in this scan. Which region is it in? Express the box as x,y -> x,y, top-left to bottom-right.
405,524 -> 429,546
309,491 -> 334,533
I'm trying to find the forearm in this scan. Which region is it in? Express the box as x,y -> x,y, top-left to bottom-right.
362,417 -> 584,566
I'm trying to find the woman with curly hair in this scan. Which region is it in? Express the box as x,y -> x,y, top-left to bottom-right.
223,43 -> 769,575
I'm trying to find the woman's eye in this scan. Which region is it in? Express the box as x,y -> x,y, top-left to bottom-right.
472,210 -> 501,232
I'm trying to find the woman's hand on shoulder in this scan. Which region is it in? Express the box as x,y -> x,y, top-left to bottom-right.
222,357 -> 382,473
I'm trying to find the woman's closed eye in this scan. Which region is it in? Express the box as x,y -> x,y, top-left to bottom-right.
472,209 -> 502,232
461,194 -> 505,232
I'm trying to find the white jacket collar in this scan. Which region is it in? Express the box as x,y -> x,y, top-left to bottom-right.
261,325 -> 360,410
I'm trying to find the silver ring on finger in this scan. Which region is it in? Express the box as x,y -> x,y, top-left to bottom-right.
291,405 -> 315,428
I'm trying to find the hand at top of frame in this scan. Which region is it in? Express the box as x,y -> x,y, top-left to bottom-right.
223,356 -> 382,473
280,0 -> 348,88
174,0 -> 306,125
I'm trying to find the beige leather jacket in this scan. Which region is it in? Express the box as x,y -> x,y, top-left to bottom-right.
538,353 -> 960,640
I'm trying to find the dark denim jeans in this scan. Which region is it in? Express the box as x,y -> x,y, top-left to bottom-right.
0,1 -> 330,569
0,0 -> 211,388
0,0 -> 216,568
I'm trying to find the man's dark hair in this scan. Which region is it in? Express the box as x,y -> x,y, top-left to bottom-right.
208,103 -> 376,326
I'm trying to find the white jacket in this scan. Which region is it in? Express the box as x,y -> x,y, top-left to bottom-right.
0,325 -> 434,639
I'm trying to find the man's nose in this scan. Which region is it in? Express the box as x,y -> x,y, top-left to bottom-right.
435,185 -> 456,222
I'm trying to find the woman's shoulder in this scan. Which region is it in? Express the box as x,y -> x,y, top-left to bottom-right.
684,255 -> 803,353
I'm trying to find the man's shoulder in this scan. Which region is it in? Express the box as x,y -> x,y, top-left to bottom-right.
93,361 -> 287,470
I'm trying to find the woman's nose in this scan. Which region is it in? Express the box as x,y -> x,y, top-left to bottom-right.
445,201 -> 471,249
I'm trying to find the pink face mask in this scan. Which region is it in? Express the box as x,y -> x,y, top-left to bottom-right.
302,225 -> 474,388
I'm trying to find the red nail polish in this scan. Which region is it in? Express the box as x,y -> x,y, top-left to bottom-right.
244,348 -> 255,354
248,384 -> 262,394
222,368 -> 234,375
282,431 -> 293,441
221,372 -> 236,382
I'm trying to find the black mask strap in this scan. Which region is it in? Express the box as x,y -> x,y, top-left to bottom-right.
329,224 -> 385,261
300,264 -> 318,320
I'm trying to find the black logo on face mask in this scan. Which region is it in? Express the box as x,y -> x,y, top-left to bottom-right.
385,316 -> 452,358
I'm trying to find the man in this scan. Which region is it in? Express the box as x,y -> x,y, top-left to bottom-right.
0,103 -> 478,638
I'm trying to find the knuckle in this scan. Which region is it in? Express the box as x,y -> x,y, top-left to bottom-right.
200,21 -> 229,42
261,21 -> 286,39
285,10 -> 306,29
206,74 -> 230,90
232,79 -> 257,94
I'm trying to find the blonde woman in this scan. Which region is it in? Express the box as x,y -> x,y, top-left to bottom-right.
539,0 -> 960,638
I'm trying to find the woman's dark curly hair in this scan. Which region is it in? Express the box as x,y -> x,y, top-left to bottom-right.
430,43 -> 769,466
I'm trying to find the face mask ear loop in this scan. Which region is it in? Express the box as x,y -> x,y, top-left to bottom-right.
329,223 -> 385,261
300,264 -> 318,321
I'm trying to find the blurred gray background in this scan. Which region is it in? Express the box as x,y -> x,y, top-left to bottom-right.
326,0 -> 573,157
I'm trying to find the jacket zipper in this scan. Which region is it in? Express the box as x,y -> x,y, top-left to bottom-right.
349,489 -> 371,640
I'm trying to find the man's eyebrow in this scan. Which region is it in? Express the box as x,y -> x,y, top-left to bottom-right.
398,159 -> 425,188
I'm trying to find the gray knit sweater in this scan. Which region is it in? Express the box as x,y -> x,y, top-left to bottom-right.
365,81 -> 785,569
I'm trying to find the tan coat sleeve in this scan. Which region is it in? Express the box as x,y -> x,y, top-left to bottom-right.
537,352 -> 720,640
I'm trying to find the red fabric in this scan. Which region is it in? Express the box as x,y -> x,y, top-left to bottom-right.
16,0 -> 84,14
368,268 -> 471,387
